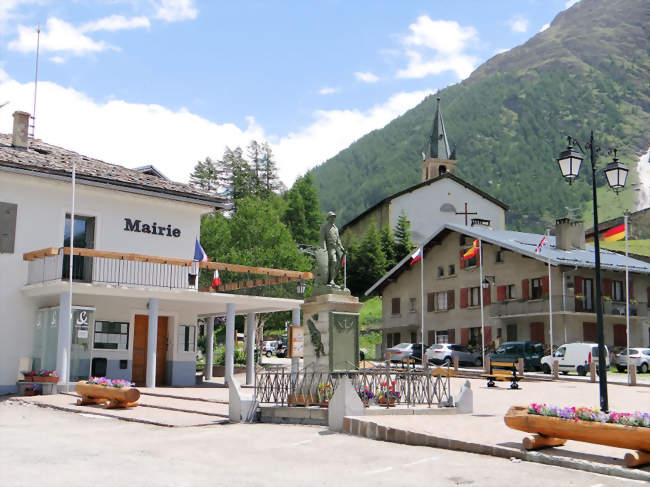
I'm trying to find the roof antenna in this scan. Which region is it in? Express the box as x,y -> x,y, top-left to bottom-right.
30,23 -> 41,138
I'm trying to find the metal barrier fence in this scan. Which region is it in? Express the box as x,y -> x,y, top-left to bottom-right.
255,365 -> 453,408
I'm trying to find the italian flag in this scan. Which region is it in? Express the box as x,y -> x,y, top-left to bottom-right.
212,269 -> 222,289
603,224 -> 625,242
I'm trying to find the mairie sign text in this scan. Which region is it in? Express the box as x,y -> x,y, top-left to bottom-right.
124,218 -> 181,237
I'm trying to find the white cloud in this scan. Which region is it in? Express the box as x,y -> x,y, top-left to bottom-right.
540,23 -> 550,32
0,73 -> 431,187
273,89 -> 433,184
508,15 -> 529,33
565,0 -> 580,8
354,71 -> 379,83
9,18 -> 115,55
319,87 -> 339,95
49,56 -> 65,64
396,16 -> 478,80
154,0 -> 198,22
82,15 -> 151,33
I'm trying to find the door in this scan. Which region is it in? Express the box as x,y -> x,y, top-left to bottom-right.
132,315 -> 168,386
530,322 -> 545,344
613,324 -> 626,347
62,215 -> 95,282
583,322 -> 597,342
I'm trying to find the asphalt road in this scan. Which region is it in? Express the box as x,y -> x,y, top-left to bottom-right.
0,400 -> 644,487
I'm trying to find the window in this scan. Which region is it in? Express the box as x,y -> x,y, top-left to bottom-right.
436,292 -> 448,311
436,331 -> 448,344
460,235 -> 467,246
410,332 -> 417,343
470,287 -> 480,306
409,298 -> 417,312
63,214 -> 95,281
582,279 -> 594,311
94,321 -> 129,350
391,298 -> 400,315
448,264 -> 456,276
437,266 -> 444,278
506,284 -> 516,300
506,324 -> 517,341
496,250 -> 504,263
0,202 -> 17,254
612,280 -> 624,301
177,325 -> 196,353
531,278 -> 543,299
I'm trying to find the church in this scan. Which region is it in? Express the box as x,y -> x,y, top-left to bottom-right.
341,98 -> 508,244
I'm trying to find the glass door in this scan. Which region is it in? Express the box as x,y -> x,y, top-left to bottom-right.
70,307 -> 93,382
62,215 -> 95,282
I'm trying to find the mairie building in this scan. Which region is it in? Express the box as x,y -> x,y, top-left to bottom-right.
0,111 -> 304,394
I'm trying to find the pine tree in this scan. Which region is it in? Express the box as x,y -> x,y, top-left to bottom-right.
346,223 -> 387,296
222,146 -> 253,202
282,174 -> 322,245
247,140 -> 266,196
189,157 -> 220,192
261,142 -> 282,195
380,225 -> 397,270
394,213 -> 415,260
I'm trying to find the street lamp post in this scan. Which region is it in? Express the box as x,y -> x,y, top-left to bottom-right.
556,130 -> 628,412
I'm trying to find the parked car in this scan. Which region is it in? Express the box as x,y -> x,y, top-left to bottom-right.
386,343 -> 424,364
614,347 -> 650,373
540,342 -> 610,376
262,340 -> 278,357
426,343 -> 482,367
489,341 -> 544,371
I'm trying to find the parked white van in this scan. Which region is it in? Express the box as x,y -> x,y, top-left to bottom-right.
540,343 -> 610,376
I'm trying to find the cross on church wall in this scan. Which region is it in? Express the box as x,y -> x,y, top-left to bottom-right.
455,202 -> 478,226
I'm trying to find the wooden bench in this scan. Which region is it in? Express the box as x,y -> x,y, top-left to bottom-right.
481,361 -> 523,389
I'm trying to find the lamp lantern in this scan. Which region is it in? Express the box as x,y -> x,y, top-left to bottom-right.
556,143 -> 583,184
604,157 -> 629,194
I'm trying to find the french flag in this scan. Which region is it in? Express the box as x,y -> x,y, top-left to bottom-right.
194,238 -> 209,262
409,247 -> 422,265
212,269 -> 221,289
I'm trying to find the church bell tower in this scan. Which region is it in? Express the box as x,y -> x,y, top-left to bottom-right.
422,97 -> 456,181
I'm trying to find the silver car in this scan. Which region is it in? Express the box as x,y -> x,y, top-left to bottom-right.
614,348 -> 650,373
426,343 -> 482,367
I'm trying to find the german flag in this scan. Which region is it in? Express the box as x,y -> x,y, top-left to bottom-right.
463,239 -> 479,261
603,224 -> 625,242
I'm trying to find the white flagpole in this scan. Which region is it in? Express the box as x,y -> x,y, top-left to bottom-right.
547,230 -> 554,354
625,212 -> 630,385
67,159 -> 75,386
479,239 -> 485,369
420,245 -> 425,368
344,253 -> 347,290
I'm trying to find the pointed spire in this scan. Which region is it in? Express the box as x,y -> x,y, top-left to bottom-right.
427,97 -> 452,160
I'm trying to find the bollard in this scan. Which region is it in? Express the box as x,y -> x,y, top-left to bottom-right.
629,365 -> 637,386
453,355 -> 459,372
517,358 -> 524,377
485,356 -> 491,373
552,360 -> 559,379
590,361 -> 596,382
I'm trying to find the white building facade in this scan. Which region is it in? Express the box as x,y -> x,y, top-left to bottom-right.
0,113 -> 302,394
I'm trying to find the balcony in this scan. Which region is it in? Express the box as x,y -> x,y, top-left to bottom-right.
23,247 -> 313,296
488,294 -> 647,318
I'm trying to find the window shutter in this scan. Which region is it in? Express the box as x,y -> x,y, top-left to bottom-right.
460,288 -> 468,308
447,290 -> 455,310
483,284 -> 491,306
0,202 -> 18,254
427,330 -> 436,346
460,327 -> 469,345
542,276 -> 549,297
574,276 -> 582,295
447,329 -> 456,343
497,285 -> 506,302
521,279 -> 529,301
484,326 -> 492,345
459,249 -> 466,269
629,281 -> 634,299
427,292 -> 435,312
602,278 -> 611,298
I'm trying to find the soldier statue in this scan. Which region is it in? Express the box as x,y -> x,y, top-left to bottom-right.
319,211 -> 345,287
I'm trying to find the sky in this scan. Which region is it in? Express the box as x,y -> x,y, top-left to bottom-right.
0,0 -> 581,187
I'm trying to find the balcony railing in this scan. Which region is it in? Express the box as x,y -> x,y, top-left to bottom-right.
23,247 -> 313,296
488,294 -> 647,318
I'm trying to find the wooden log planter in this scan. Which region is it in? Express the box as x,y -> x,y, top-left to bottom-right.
505,405 -> 650,468
75,381 -> 140,409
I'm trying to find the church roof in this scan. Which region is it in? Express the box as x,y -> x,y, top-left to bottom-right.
427,97 -> 453,160
341,171 -> 508,232
365,223 -> 650,296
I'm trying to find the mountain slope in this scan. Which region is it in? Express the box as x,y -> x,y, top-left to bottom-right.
310,0 -> 650,232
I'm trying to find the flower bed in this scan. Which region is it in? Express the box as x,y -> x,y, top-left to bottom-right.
21,370 -> 58,382
75,379 -> 140,409
528,403 -> 650,428
87,377 -> 134,388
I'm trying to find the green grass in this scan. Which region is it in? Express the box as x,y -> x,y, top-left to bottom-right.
580,183 -> 636,230
360,296 -> 382,330
360,330 -> 382,361
600,239 -> 650,258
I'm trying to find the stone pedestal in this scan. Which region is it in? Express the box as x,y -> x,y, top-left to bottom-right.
301,294 -> 363,372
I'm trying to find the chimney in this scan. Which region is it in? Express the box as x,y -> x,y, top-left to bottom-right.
555,218 -> 585,251
12,111 -> 30,149
471,218 -> 491,228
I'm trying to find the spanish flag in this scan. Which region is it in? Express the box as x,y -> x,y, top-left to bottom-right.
463,239 -> 480,261
603,224 -> 625,242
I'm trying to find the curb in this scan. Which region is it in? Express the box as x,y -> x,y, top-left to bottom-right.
342,417 -> 650,482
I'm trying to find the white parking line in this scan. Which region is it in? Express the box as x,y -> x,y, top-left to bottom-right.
404,456 -> 438,466
363,467 -> 393,475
